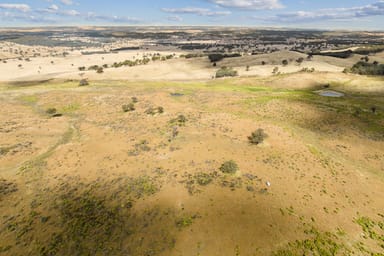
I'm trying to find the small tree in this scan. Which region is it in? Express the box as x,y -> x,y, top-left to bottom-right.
246,65 -> 250,71
282,59 -> 288,66
248,129 -> 268,145
296,57 -> 304,65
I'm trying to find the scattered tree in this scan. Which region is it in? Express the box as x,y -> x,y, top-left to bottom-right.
248,129 -> 268,145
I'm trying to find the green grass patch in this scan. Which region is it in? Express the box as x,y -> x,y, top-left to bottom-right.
18,95 -> 38,104
272,227 -> 349,256
60,103 -> 80,113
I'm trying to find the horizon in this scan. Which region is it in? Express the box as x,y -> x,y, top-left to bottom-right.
0,25 -> 383,33
0,0 -> 384,30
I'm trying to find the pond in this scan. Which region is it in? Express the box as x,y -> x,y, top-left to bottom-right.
318,90 -> 345,97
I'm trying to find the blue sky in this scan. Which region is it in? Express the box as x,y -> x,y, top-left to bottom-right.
0,0 -> 383,29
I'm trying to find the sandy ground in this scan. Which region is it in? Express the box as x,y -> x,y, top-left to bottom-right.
0,74 -> 383,255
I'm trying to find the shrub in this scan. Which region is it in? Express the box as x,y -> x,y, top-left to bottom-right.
46,108 -> 57,115
215,67 -> 238,78
122,103 -> 135,112
79,79 -> 89,86
272,67 -> 279,74
248,129 -> 268,145
131,97 -> 138,103
78,66 -> 86,71
282,59 -> 288,66
170,115 -> 187,126
145,106 -> 164,115
220,160 -> 239,174
96,67 -> 104,73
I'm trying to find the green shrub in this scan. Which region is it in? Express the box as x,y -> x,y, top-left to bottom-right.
145,106 -> 164,115
122,103 -> 135,112
170,115 -> 187,126
216,67 -> 238,78
248,129 -> 268,145
220,160 -> 239,174
79,79 -> 89,86
46,108 -> 57,115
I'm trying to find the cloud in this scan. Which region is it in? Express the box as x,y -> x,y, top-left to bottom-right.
0,11 -> 57,23
60,0 -> 73,5
261,0 -> 384,23
0,3 -> 30,12
167,15 -> 183,22
48,4 -> 59,11
161,7 -> 231,16
36,5 -> 80,16
86,12 -> 141,23
208,0 -> 283,10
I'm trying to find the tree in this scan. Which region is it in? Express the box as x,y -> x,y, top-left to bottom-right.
296,57 -> 304,65
248,129 -> 268,145
272,67 -> 279,74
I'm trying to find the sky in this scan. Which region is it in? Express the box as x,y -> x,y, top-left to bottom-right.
0,0 -> 383,30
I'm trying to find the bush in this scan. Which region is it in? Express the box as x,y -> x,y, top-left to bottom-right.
248,129 -> 268,145
96,67 -> 104,73
79,79 -> 89,86
131,97 -> 138,103
145,106 -> 164,115
46,108 -> 57,115
170,115 -> 187,126
215,67 -> 238,78
122,103 -> 135,112
220,160 -> 239,174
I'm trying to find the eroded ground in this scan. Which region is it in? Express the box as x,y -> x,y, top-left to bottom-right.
0,75 -> 383,255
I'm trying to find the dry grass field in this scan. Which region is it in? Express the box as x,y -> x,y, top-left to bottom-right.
1,71 -> 383,255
